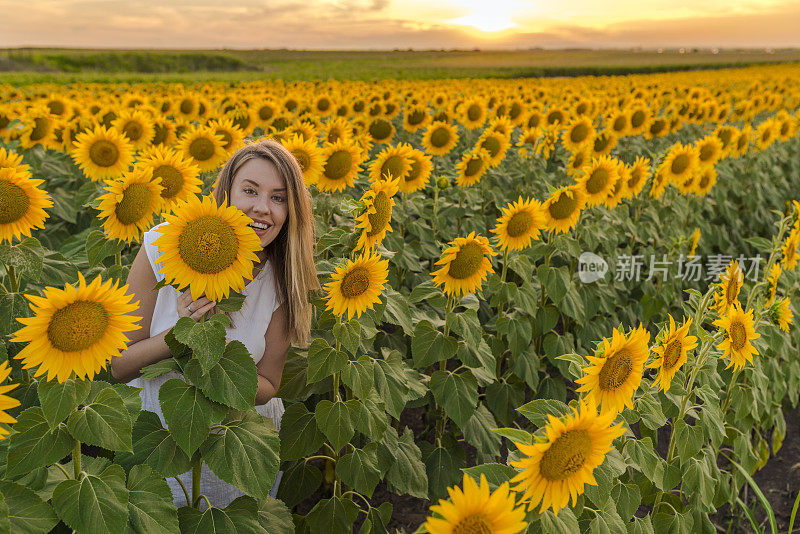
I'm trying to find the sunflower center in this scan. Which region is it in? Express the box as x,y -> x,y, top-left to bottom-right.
122,121 -> 143,142
599,348 -> 633,390
430,127 -> 451,148
47,100 -> 66,115
89,140 -> 120,168
180,99 -> 194,114
627,169 -> 642,189
324,150 -> 353,181
292,149 -> 311,172
47,300 -> 109,352
0,180 -> 30,224
663,339 -> 683,370
153,123 -> 169,145
340,266 -> 370,298
464,156 -> 484,177
540,429 -> 592,481
467,104 -> 482,122
317,98 -> 330,111
232,114 -> 250,131
406,159 -> 422,183
258,105 -> 274,121
29,117 -> 50,142
506,211 -> 534,238
153,164 -> 184,199
178,215 -> 239,274
115,183 -> 152,224
671,154 -> 690,175
381,155 -> 406,180
480,136 -> 501,158
631,110 -> 646,128
593,135 -> 610,152
366,191 -> 391,237
730,321 -> 747,351
613,116 -> 627,132
216,129 -> 233,150
548,193 -> 578,220
447,242 -> 484,280
369,119 -> 392,141
650,120 -> 666,135
189,137 -> 215,162
570,123 -> 589,143
699,144 -> 715,162
586,168 -> 610,194
452,513 -> 492,534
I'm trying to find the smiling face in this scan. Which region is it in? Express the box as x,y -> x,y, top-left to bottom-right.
228,157 -> 288,257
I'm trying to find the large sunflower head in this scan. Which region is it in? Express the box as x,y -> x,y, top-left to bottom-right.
151,117 -> 177,147
510,400 -> 625,515
403,105 -> 431,133
0,166 -> 53,243
317,139 -> 363,192
368,144 -> 413,183
18,107 -> 56,150
177,125 -> 227,173
625,156 -> 651,198
543,186 -> 586,235
152,194 -> 263,301
422,121 -> 459,157
646,315 -> 698,392
97,167 -> 164,244
398,147 -> 432,194
713,261 -> 744,315
207,117 -> 246,155
476,130 -> 510,168
712,304 -> 760,371
281,133 -> 324,186
135,145 -> 202,210
454,149 -> 490,188
365,117 -> 395,145
591,128 -> 618,157
575,324 -> 650,414
324,252 -> 389,319
577,155 -> 620,207
491,196 -> 546,252
515,127 -> 542,159
112,109 -> 155,150
72,125 -> 135,181
659,142 -> 699,185
354,177 -> 400,252
561,116 -> 595,153
459,97 -> 487,130
424,473 -> 527,534
695,135 -> 724,169
781,230 -> 799,271
320,117 -> 353,145
431,232 -> 497,297
12,272 -> 141,383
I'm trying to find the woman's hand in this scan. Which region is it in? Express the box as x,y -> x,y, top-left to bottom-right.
177,290 -> 217,320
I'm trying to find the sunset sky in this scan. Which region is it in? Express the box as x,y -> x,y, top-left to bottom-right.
2,0 -> 799,49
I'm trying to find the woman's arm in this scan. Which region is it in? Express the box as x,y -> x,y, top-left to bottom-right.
255,302 -> 291,405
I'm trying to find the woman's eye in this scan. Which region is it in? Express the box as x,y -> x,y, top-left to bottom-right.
244,188 -> 256,195
272,195 -> 286,203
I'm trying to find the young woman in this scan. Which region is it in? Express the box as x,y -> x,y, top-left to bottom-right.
111,139 -> 319,507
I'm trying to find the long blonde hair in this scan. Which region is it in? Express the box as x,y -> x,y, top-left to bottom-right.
213,139 -> 318,347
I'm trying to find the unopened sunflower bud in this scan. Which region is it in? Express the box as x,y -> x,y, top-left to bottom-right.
437,176 -> 449,190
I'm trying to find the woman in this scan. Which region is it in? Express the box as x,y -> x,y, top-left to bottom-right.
111,139 -> 318,507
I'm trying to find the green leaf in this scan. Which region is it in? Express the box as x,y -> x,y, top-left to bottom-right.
256,497 -> 294,534
611,482 -> 641,521
637,391 -> 667,431
117,411 -> 191,478
408,279 -> 445,305
52,464 -> 129,534
215,291 -> 245,313
123,464 -> 179,534
172,315 -> 229,373
514,281 -> 539,316
314,399 -> 357,453
177,496 -> 261,534
538,264 -> 569,304
306,338 -> 347,384
37,378 -> 91,429
66,386 -> 133,451
462,403 -> 501,459
429,370 -> 478,429
158,379 -> 211,456
341,355 -> 374,399
674,420 -> 705,464
201,409 -> 280,499
140,359 -> 181,381
279,402 -> 325,462
305,496 -> 359,534
40,250 -> 79,287
0,479 -> 58,534
590,497 -> 626,534
446,308 -> 482,346
0,237 -> 44,281
516,399 -> 570,427
0,290 -> 32,334
183,340 -> 257,410
6,407 -> 75,478
277,461 -> 322,509
85,230 -> 124,268
336,442 -> 382,497
382,289 -> 413,335
485,380 -> 524,426
372,352 -> 413,419
421,438 -> 466,501
351,393 -> 388,441
0,492 -> 8,534
461,463 -> 517,490
360,503 -> 392,534
381,427 -> 427,499
333,319 -> 361,356
539,507 -> 580,534
110,383 -> 143,420
491,427 -> 532,445
411,321 -> 458,368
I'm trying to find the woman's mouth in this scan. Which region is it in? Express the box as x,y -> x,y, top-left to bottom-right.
248,220 -> 272,236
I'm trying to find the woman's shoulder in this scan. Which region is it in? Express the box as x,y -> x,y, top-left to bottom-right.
142,221 -> 171,273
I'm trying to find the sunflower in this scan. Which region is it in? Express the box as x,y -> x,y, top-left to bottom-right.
459,98 -> 487,130
0,166 -> 53,244
730,126 -> 751,158
591,129 -> 618,157
644,117 -> 670,140
112,110 -> 154,150
369,144 -> 413,183
647,315 -> 697,392
424,473 -> 527,534
135,145 -> 202,210
281,134 -> 324,185
317,139 -> 363,193
486,116 -> 514,138
753,119 -> 778,151
492,196 -> 546,252
174,93 -> 199,121
320,117 -> 353,145
712,261 -> 744,315
713,304 -> 760,371
177,126 -> 227,173
72,125 -> 135,181
12,272 -> 141,383
207,117 -> 245,154
695,135 -> 723,169
604,163 -> 628,209
627,105 -> 651,136
566,149 -> 591,179
431,232 -> 497,297
324,252 -> 389,319
354,177 -> 400,252
766,264 -> 781,306
422,121 -> 459,156
399,147 -> 432,194
561,117 -> 595,153
254,100 -> 279,127
0,361 -> 20,439
0,147 -> 30,176
577,156 -> 619,207
659,143 -> 699,185
714,125 -> 738,156
152,194 -> 263,301
515,127 -> 542,159
649,169 -> 668,199
151,118 -> 177,147
771,298 -> 793,333
475,131 -> 510,168
689,227 -> 701,256
96,168 -> 164,243
543,186 -> 585,235
607,110 -> 630,137
364,117 -> 395,145
18,108 -> 56,150
575,325 -> 650,414
510,400 -> 625,516
781,230 -> 799,271
403,105 -> 430,133
454,149 -> 490,188
625,156 -> 650,198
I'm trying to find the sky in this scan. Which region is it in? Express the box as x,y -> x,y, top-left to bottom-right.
1,0 -> 799,49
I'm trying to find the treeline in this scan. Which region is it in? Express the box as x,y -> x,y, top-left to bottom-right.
1,51 -> 258,73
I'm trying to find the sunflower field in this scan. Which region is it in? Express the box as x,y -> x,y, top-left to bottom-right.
0,62 -> 799,534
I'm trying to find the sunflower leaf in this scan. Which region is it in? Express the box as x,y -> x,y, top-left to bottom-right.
429,369 -> 478,429
256,497 -> 294,534
183,340 -> 257,410
115,410 -> 192,479
51,464 -> 129,534
314,399 -> 356,453
124,464 -> 180,534
306,338 -> 348,384
172,315 -> 228,373
411,320 -> 457,368
0,478 -> 58,534
304,496 -> 359,534
6,406 -> 76,478
85,230 -> 124,268
158,379 -> 212,457
278,402 -> 325,462
0,237 -> 44,281
66,386 -> 133,451
37,377 -> 91,429
336,442 -> 382,498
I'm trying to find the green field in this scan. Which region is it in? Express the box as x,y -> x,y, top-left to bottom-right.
2,47 -> 800,83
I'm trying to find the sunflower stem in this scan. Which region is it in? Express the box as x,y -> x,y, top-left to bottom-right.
53,461 -> 71,480
115,251 -> 122,267
72,441 -> 81,479
5,264 -> 18,293
498,249 -> 510,317
432,185 -> 439,245
192,458 -> 202,508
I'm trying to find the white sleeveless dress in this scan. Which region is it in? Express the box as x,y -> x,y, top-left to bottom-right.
128,221 -> 285,508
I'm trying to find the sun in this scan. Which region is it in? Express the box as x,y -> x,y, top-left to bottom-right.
447,0 -> 526,32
